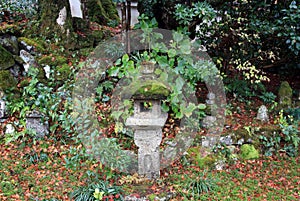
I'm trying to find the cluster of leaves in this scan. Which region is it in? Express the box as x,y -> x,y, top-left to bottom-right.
224,75 -> 277,104
0,0 -> 38,22
260,111 -> 300,157
4,62 -> 76,143
71,180 -> 123,201
138,0 -> 299,83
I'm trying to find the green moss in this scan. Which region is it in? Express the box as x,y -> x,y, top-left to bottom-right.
240,144 -> 259,160
187,146 -> 216,169
87,0 -> 119,25
38,55 -> 67,66
278,81 -> 293,107
18,37 -> 46,53
135,81 -> 170,98
56,64 -> 72,81
91,30 -> 104,45
101,0 -> 120,21
0,70 -> 17,92
0,45 -> 15,70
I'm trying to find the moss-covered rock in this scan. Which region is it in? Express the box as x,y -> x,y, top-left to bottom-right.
18,37 -> 46,53
278,81 -> 293,108
0,70 -> 17,92
240,144 -> 259,160
0,45 -> 15,70
38,55 -> 67,66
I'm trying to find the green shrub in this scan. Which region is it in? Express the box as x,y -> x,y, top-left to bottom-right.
240,144 -> 259,160
70,180 -> 123,201
260,111 -> 300,157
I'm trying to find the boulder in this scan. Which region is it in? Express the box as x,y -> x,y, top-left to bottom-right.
278,81 -> 293,108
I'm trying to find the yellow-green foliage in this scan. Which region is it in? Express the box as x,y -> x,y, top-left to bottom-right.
18,37 -> 46,53
0,45 -> 15,70
278,81 -> 293,107
38,55 -> 67,66
240,144 -> 259,160
0,70 -> 17,92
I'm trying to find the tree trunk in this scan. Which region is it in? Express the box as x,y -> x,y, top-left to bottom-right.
37,0 -> 119,49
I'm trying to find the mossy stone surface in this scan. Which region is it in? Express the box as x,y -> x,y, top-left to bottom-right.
0,70 -> 17,92
133,81 -> 170,99
38,55 -> 67,66
18,37 -> 46,53
278,81 -> 293,108
0,45 -> 15,70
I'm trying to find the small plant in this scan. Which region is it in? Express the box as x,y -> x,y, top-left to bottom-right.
259,91 -> 277,104
71,180 -> 123,201
178,170 -> 217,199
260,111 -> 300,156
26,151 -> 48,164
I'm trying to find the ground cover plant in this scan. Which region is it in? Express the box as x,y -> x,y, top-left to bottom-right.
0,0 -> 300,200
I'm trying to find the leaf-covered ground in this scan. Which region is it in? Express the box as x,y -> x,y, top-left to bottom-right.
0,122 -> 299,200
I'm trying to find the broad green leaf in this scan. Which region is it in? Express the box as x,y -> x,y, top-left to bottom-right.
122,54 -> 129,63
198,103 -> 206,110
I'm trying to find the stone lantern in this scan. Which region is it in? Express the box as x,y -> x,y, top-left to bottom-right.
125,61 -> 169,179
